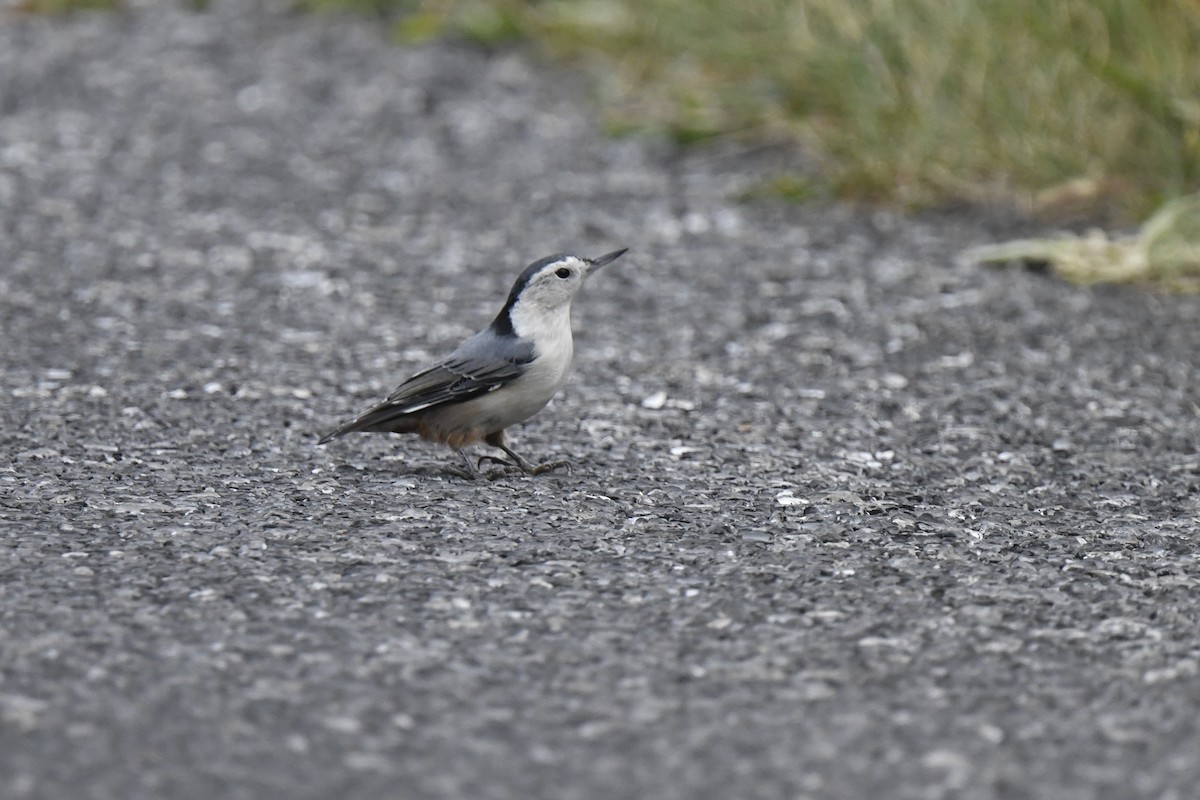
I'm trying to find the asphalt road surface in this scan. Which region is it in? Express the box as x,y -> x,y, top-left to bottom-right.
2,4 -> 1199,799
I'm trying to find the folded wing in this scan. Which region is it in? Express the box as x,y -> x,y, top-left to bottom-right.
318,331 -> 535,442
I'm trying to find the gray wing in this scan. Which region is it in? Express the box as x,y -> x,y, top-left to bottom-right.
318,330 -> 535,442
385,331 -> 535,412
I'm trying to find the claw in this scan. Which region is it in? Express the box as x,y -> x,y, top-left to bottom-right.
454,450 -> 483,480
483,467 -> 516,481
478,454 -> 515,470
528,459 -> 572,476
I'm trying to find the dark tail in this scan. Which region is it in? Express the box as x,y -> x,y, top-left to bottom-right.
317,402 -> 417,444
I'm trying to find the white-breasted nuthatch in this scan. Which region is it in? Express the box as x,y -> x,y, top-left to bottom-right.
318,248 -> 628,478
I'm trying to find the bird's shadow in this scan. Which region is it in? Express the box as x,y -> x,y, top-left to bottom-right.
319,441 -> 573,483
373,460 -> 537,483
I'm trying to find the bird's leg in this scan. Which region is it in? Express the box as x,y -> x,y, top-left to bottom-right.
482,446 -> 568,476
482,431 -> 571,476
451,449 -> 481,480
477,454 -> 515,470
473,433 -> 526,479
478,431 -> 518,472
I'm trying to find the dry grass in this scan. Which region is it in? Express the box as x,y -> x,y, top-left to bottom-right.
966,193 -> 1200,292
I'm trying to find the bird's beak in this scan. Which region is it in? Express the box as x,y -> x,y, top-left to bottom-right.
587,248 -> 628,271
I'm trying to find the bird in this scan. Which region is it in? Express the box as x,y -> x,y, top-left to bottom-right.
318,248 -> 628,478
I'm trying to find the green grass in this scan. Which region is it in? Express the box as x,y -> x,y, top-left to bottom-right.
297,0 -> 1200,222
30,0 -> 1197,287
36,0 -> 1199,219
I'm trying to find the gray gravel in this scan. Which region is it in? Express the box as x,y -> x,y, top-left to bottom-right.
3,3 -> 1200,799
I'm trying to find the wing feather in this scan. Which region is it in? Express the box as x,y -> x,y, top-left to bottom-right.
384,354 -> 527,411
318,330 -> 534,442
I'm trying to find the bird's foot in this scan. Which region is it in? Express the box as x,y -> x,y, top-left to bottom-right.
526,459 -> 572,476
450,450 -> 485,480
476,455 -> 522,480
477,454 -> 571,477
477,455 -> 516,471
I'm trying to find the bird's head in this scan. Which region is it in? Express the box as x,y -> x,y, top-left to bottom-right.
494,249 -> 627,335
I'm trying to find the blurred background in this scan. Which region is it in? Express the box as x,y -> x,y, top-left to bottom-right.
294,0 -> 1200,225
23,0 -> 1200,222
16,0 -> 1200,285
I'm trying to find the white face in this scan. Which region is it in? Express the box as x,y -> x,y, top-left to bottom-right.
517,256 -> 590,311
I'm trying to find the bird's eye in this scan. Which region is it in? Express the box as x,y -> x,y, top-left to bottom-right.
555,267 -> 571,279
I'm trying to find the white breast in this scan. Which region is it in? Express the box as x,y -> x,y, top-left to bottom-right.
422,302 -> 575,439
502,301 -> 574,424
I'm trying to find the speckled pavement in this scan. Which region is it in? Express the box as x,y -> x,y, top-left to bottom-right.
2,3 -> 1200,799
